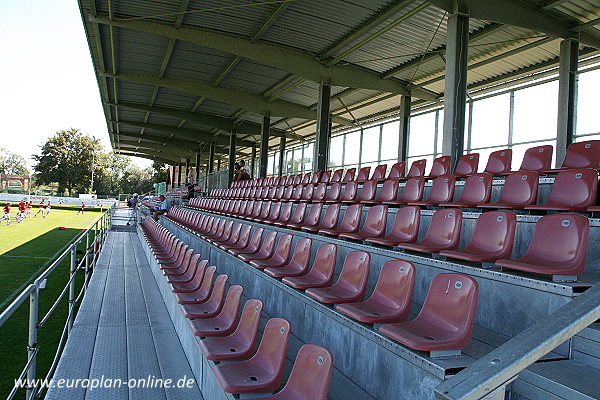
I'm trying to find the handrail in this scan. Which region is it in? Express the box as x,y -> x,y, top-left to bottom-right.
434,281 -> 600,400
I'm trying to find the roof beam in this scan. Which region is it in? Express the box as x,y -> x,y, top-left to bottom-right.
102,71 -> 354,125
90,13 -> 438,100
108,101 -> 292,138
118,131 -> 220,151
109,119 -> 256,147
115,147 -> 183,162
427,0 -> 600,49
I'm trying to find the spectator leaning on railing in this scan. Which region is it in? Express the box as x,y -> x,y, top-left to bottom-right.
152,195 -> 170,221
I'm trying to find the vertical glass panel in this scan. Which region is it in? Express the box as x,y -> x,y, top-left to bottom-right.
436,109 -> 444,156
577,69 -> 600,136
303,143 -> 313,172
513,81 -> 558,142
344,130 -> 361,166
285,150 -> 295,174
329,134 -> 344,169
381,121 -> 400,161
576,134 -> 600,142
470,93 -> 510,149
361,126 -> 380,163
409,112 -> 436,157
270,153 -> 278,176
511,140 -> 556,170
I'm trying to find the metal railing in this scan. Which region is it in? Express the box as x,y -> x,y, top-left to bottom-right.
0,208 -> 113,400
434,281 -> 600,400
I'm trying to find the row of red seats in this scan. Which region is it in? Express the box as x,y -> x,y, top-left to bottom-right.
139,217 -> 333,399
183,200 -> 590,281
164,209 -> 480,358
195,168 -> 599,212
224,140 -> 600,192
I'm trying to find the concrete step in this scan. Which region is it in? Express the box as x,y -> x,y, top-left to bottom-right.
513,359 -> 600,400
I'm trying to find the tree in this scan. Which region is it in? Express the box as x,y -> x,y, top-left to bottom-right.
0,148 -> 29,176
33,128 -> 100,196
152,161 -> 168,183
93,152 -> 131,195
120,165 -> 154,194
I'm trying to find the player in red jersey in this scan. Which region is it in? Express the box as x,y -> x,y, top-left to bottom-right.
35,200 -> 45,217
16,201 -> 27,223
77,202 -> 86,215
44,201 -> 51,217
27,201 -> 33,218
2,203 -> 11,225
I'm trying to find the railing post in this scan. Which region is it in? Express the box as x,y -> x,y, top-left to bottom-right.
26,287 -> 39,400
85,232 -> 90,291
68,246 -> 76,335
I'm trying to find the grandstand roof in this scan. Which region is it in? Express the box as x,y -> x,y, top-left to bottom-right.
78,0 -> 600,164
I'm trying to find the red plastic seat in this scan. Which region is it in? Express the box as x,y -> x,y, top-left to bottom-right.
284,203 -> 308,228
319,170 -> 331,184
302,204 -> 340,232
349,179 -> 377,204
289,185 -> 303,202
305,251 -> 370,304
257,202 -> 281,223
379,273 -> 479,357
478,171 -> 539,209
298,184 -> 315,202
371,164 -> 388,181
310,183 -> 327,202
250,234 -> 293,269
219,224 -> 252,251
425,156 -> 451,179
438,173 -> 493,207
398,159 -> 426,180
495,214 -> 590,281
342,168 -> 356,182
199,299 -> 263,361
293,174 -> 302,185
243,344 -> 334,400
238,230 -> 278,262
361,178 -> 399,205
356,166 -> 371,182
175,265 -> 217,304
228,227 -> 264,256
340,180 -> 358,202
181,274 -> 228,318
301,172 -> 311,185
297,203 -> 323,230
397,208 -> 462,254
271,202 -> 294,226
544,140 -> 600,173
484,149 -> 512,175
336,260 -> 415,324
454,153 -> 479,177
440,211 -> 517,263
171,259 -> 209,293
382,178 -> 425,206
519,145 -> 553,172
409,175 -> 456,206
319,204 -> 362,236
264,238 -> 312,278
280,186 -> 294,201
388,162 -> 406,179
188,285 -> 243,337
340,205 -> 387,241
323,182 -> 342,203
282,244 -> 337,289
213,318 -> 290,394
365,206 -> 420,247
165,253 -> 202,282
330,169 -> 343,183
525,169 -> 598,212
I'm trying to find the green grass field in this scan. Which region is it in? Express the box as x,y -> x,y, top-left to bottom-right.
0,208 -> 103,397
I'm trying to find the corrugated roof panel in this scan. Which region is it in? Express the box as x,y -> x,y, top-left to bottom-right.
113,80 -> 156,102
107,0 -> 183,24
165,41 -> 235,82
116,29 -> 171,74
153,87 -> 201,110
555,0 -> 600,22
194,98 -> 241,117
219,59 -> 290,94
147,113 -> 183,126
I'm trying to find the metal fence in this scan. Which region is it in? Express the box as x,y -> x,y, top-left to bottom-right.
0,208 -> 113,400
198,170 -> 230,193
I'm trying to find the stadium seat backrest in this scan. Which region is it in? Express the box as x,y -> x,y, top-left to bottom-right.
427,175 -> 456,204
356,180 -> 378,202
357,166 -> 371,182
519,145 -> 553,172
468,211 -> 516,258
496,171 -> 539,206
285,175 -> 295,186
416,273 -> 479,349
399,178 -> 425,203
275,202 -> 294,223
390,206 -> 420,242
288,202 -> 308,224
272,234 -> 293,262
300,183 -> 315,201
458,173 -> 493,204
325,182 -> 342,202
407,159 -> 426,178
319,204 -> 341,229
302,173 -> 311,185
311,171 -> 322,184
274,185 -> 285,201
303,203 -> 324,227
372,164 -> 387,181
334,250 -> 370,295
341,181 -> 359,202
246,228 -> 265,251
376,179 -> 399,202
359,205 -> 387,237
293,174 -> 303,185
337,204 -> 363,231
330,169 -> 343,183
369,260 -> 415,320
313,183 -> 327,202
290,185 -> 303,201
265,202 -> 282,222
248,318 -> 290,381
342,168 -> 356,182
484,149 -> 512,175
544,169 -> 598,210
320,170 -> 332,184
282,185 -> 294,201
311,243 -> 338,281
274,344 -> 333,400
388,162 -> 406,179
423,209 -> 463,247
227,299 -> 263,356
561,140 -> 600,169
428,156 -> 451,178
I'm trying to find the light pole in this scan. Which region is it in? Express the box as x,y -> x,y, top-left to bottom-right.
90,137 -> 96,195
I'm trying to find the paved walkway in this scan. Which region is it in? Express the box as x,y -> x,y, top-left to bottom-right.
45,229 -> 203,400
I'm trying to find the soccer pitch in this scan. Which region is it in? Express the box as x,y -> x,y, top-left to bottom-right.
0,207 -> 103,397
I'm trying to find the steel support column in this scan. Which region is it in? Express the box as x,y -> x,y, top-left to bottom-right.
442,11 -> 470,172
208,143 -> 215,173
195,152 -> 201,184
177,162 -> 184,187
251,147 -> 257,179
313,82 -> 332,172
228,133 -> 237,185
278,137 -> 286,176
398,95 -> 411,162
259,115 -> 270,178
556,38 -> 579,167
185,158 -> 190,185
170,164 -> 176,189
